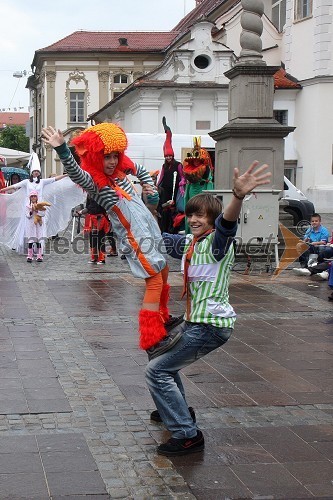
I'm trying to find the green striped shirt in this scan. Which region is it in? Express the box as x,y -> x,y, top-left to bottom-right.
183,233 -> 236,328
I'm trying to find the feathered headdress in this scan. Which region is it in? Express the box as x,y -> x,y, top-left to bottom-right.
70,123 -> 135,189
183,137 -> 213,183
162,116 -> 174,157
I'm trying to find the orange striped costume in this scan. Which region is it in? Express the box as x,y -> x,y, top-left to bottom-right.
54,123 -> 173,351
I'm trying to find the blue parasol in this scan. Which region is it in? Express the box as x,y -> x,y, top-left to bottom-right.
1,166 -> 30,181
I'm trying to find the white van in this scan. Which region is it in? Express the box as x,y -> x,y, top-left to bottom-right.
281,177 -> 315,224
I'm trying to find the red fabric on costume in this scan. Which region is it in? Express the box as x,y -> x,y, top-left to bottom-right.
84,214 -> 110,234
138,309 -> 167,349
173,213 -> 185,228
162,116 -> 174,157
163,129 -> 174,156
0,171 -> 5,189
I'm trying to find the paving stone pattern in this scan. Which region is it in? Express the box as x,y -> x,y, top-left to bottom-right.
0,220 -> 333,499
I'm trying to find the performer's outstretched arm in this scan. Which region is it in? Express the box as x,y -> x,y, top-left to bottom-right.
41,127 -> 95,192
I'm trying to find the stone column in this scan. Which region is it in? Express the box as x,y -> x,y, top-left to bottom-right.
98,67 -> 110,109
210,0 -> 294,191
239,0 -> 265,64
44,69 -> 56,177
173,91 -> 193,134
129,89 -> 162,132
209,0 -> 295,249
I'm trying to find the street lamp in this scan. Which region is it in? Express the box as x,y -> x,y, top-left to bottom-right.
12,70 -> 27,78
8,70 -> 30,111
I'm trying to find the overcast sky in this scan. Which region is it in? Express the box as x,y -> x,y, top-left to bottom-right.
0,0 -> 196,112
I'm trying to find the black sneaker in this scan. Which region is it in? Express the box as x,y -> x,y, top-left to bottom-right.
165,315 -> 184,332
150,406 -> 196,423
157,430 -> 204,456
146,329 -> 182,360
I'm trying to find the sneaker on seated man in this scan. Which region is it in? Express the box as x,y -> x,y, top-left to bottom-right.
312,270 -> 329,280
293,263 -> 329,280
293,245 -> 333,280
293,267 -> 311,276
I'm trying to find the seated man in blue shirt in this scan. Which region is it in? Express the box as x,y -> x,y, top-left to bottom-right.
296,213 -> 330,268
293,228 -> 333,278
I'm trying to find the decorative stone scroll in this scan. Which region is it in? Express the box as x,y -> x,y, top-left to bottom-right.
65,69 -> 90,104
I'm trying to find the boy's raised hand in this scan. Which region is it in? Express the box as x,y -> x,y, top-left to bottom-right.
233,161 -> 271,198
41,126 -> 65,148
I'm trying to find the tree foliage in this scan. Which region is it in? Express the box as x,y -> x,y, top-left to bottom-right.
0,125 -> 29,152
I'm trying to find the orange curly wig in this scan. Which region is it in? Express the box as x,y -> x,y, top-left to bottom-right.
70,123 -> 135,189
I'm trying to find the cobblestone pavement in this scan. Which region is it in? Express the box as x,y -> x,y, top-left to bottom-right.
0,224 -> 333,499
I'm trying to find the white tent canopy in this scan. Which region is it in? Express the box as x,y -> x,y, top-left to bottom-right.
0,147 -> 31,166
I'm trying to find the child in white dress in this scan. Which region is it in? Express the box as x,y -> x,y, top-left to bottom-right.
25,191 -> 47,262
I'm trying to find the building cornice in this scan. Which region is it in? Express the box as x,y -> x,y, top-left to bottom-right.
210,121 -> 295,140
299,75 -> 333,87
87,81 -> 228,121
